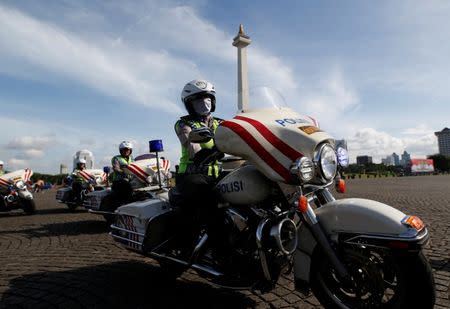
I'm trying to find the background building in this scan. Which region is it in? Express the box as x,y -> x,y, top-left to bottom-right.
392,152 -> 400,166
382,155 -> 395,166
435,127 -> 450,156
60,164 -> 68,174
73,149 -> 94,170
356,155 -> 372,165
400,151 -> 411,167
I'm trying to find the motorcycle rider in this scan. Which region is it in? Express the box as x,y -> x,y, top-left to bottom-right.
71,158 -> 93,203
173,79 -> 224,252
110,141 -> 134,203
0,160 -> 5,176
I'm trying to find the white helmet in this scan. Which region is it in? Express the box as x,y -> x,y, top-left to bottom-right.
0,160 -> 4,165
119,141 -> 133,151
76,158 -> 86,164
181,79 -> 216,115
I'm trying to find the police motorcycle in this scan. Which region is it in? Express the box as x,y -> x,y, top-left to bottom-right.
56,168 -> 108,211
83,152 -> 171,224
110,87 -> 435,308
0,168 -> 36,215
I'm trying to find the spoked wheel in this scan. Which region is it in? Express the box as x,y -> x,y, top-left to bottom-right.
310,246 -> 435,309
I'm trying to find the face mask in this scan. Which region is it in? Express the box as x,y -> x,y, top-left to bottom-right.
192,97 -> 212,115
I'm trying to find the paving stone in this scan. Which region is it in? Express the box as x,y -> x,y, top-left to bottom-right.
0,176 -> 449,308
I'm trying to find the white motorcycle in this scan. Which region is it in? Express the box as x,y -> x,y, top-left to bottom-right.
83,156 -> 171,224
0,169 -> 36,215
110,88 -> 434,308
55,169 -> 108,211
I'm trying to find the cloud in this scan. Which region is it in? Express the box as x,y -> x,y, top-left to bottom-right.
7,158 -> 29,170
348,127 -> 438,163
6,136 -> 55,150
23,149 -> 45,159
401,124 -> 435,136
0,4 -> 188,114
295,67 -> 359,129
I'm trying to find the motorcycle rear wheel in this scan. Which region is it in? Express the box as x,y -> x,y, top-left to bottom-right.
310,247 -> 435,309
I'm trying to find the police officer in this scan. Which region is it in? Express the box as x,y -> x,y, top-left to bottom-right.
0,160 -> 5,177
173,79 -> 223,249
110,141 -> 134,203
71,158 -> 92,202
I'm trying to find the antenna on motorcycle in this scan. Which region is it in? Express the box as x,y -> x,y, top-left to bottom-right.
149,140 -> 164,189
233,24 -> 251,112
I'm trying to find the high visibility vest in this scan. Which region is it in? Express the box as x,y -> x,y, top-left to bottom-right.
175,117 -> 221,178
71,169 -> 86,183
110,155 -> 134,182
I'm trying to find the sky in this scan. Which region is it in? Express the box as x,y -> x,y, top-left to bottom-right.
0,0 -> 449,174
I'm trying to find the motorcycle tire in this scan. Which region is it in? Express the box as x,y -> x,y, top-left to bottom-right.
22,198 -> 36,215
67,203 -> 78,212
158,259 -> 186,281
310,246 -> 435,309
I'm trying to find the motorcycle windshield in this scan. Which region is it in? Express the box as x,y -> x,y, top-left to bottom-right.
246,87 -> 289,111
216,88 -> 335,183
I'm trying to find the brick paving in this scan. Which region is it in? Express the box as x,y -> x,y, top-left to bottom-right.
0,175 -> 449,308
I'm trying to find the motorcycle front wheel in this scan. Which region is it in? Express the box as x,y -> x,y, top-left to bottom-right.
22,198 -> 36,215
310,246 -> 435,309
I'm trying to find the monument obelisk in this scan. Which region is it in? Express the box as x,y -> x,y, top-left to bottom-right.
232,24 -> 251,112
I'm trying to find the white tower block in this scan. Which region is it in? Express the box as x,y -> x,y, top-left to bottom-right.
232,24 -> 252,112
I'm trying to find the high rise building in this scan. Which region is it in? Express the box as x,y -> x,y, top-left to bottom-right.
356,155 -> 372,165
435,127 -> 450,156
392,152 -> 400,166
73,149 -> 94,170
400,151 -> 411,167
382,155 -> 395,166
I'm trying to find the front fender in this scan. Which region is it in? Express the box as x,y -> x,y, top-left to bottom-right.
316,198 -> 409,236
294,198 -> 427,287
18,190 -> 33,200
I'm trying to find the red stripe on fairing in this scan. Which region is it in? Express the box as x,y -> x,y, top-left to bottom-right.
0,178 -> 10,187
127,165 -> 147,182
163,160 -> 170,172
24,169 -> 30,181
130,164 -> 150,177
79,171 -> 94,182
221,121 -> 292,182
234,116 -> 303,161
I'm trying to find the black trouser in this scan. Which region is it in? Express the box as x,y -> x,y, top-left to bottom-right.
175,173 -> 222,245
72,182 -> 83,201
111,179 -> 133,203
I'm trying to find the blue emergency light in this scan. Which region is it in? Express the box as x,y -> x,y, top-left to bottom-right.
149,140 -> 164,153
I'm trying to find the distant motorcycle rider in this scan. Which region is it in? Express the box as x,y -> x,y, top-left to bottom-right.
173,79 -> 223,250
0,160 -> 5,177
110,141 -> 134,202
71,158 -> 93,203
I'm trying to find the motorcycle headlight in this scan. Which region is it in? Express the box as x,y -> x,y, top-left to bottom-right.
290,157 -> 314,182
336,146 -> 349,168
315,144 -> 338,181
15,180 -> 26,190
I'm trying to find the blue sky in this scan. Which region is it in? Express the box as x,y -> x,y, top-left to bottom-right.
0,0 -> 449,173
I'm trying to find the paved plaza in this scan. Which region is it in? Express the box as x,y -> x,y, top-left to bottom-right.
0,175 -> 449,308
